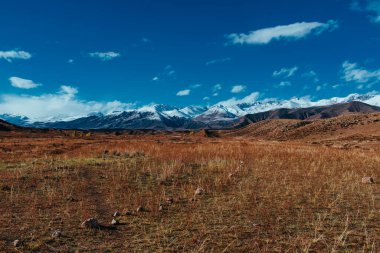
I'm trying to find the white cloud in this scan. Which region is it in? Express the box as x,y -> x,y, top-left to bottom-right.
0,50 -> 32,62
273,66 -> 298,78
203,96 -> 210,100
9,77 -> 42,89
60,85 -> 78,96
367,1 -> 380,22
0,86 -> 134,121
212,84 -> 222,92
218,92 -> 260,106
167,70 -> 176,76
176,89 -> 190,96
302,70 -> 319,83
351,0 -> 380,23
206,57 -> 231,66
341,61 -> 380,87
227,20 -> 338,45
276,81 -> 292,87
212,92 -> 219,97
231,85 -> 246,93
154,65 -> 176,81
67,59 -> 74,64
89,51 -> 120,61
191,84 -> 202,88
142,37 -> 151,43
332,84 -> 341,89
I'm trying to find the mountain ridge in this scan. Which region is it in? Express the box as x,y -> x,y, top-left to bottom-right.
0,93 -> 379,130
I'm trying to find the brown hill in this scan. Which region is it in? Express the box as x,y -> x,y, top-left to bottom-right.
219,112 -> 380,141
238,101 -> 380,127
0,119 -> 20,131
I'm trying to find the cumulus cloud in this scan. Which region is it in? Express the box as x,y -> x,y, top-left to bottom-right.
0,86 -> 134,121
273,66 -> 298,78
231,85 -> 246,93
60,85 -> 78,96
341,61 -> 380,88
176,89 -> 191,96
206,57 -> 231,66
89,51 -> 120,61
351,0 -> 380,23
0,50 -> 32,62
227,20 -> 338,45
9,77 -> 42,89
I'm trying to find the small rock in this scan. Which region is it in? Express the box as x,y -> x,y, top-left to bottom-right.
362,177 -> 375,184
113,211 -> 120,217
51,230 -> 62,238
66,195 -> 76,202
81,218 -> 100,229
194,187 -> 205,196
124,210 -> 134,216
158,204 -> 164,211
13,239 -> 20,247
111,219 -> 119,225
166,197 -> 174,205
137,206 -> 147,212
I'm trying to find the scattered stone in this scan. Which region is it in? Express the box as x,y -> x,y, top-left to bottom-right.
158,204 -> 164,212
13,239 -> 20,247
137,206 -> 147,212
51,230 -> 62,238
194,187 -> 205,196
113,211 -> 120,217
81,218 -> 100,229
111,219 -> 119,225
66,195 -> 76,202
166,197 -> 174,205
124,210 -> 134,216
362,177 -> 375,184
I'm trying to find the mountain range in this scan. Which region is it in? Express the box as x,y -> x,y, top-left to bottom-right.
1,93 -> 379,130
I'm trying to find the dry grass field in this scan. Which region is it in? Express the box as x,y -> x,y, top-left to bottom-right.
0,125 -> 379,252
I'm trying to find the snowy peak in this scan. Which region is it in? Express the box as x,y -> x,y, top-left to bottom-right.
3,92 -> 380,130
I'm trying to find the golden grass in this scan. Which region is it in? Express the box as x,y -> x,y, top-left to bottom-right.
0,134 -> 379,252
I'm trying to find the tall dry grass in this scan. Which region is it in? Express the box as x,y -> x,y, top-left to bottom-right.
0,135 -> 379,252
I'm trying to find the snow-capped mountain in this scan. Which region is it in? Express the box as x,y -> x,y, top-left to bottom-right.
0,114 -> 30,126
195,93 -> 380,124
32,106 -> 208,130
4,92 -> 380,130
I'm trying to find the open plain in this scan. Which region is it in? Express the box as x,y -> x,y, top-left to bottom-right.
0,113 -> 379,252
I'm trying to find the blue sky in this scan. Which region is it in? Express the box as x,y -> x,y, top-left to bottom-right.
0,0 -> 380,119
